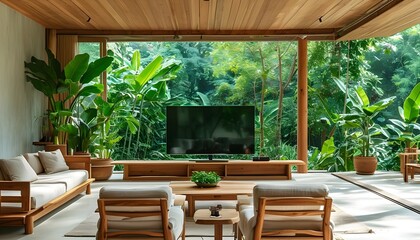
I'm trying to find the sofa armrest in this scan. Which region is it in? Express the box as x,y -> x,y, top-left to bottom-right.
0,181 -> 31,213
64,155 -> 92,178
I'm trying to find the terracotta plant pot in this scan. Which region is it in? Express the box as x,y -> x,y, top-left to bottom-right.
91,158 -> 114,181
354,156 -> 377,175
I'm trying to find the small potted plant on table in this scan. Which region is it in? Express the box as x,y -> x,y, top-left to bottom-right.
191,171 -> 221,188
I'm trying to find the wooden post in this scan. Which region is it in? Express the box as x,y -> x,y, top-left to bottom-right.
46,29 -> 57,55
297,38 -> 308,173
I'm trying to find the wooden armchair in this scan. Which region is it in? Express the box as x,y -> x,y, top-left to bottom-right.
238,183 -> 333,240
97,186 -> 185,240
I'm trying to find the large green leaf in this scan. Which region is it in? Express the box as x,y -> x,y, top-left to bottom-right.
363,96 -> 395,115
65,53 -> 89,83
407,82 -> 420,106
78,84 -> 104,97
135,56 -> 163,90
355,86 -> 370,107
403,97 -> 419,123
144,81 -> 168,101
80,56 -> 114,84
130,50 -> 141,71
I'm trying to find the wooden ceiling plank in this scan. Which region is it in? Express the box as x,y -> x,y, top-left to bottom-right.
337,0 -> 405,38
256,0 -> 289,29
218,0 -> 234,30
48,0 -> 90,28
71,0 -> 114,30
168,0 -> 189,30
232,0 -> 250,29
189,0 -> 200,30
225,0 -> 241,30
339,0 -> 420,40
328,0 -> 383,29
207,0 -> 218,29
199,0 -> 210,30
273,0 -> 308,29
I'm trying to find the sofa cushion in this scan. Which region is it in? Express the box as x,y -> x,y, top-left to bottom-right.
38,150 -> 69,174
1,183 -> 66,209
23,152 -> 44,174
35,170 -> 89,191
0,155 -> 38,181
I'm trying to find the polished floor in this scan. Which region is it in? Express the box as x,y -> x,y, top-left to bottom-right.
1,171 -> 419,240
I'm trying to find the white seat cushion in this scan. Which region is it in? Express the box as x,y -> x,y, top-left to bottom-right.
35,170 -> 89,191
1,183 -> 66,209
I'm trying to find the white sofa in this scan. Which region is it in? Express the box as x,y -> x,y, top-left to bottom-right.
0,150 -> 93,234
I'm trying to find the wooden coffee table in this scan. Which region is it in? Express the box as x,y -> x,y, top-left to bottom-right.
194,208 -> 239,240
170,181 -> 255,217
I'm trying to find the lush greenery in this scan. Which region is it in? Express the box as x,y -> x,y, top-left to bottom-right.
191,171 -> 221,184
74,25 -> 419,171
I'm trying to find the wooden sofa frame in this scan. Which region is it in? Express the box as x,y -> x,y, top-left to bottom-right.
0,155 -> 94,234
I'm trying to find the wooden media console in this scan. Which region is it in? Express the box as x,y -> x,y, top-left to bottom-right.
116,160 -> 304,181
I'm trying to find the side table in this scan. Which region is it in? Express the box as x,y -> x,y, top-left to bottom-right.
193,208 -> 239,240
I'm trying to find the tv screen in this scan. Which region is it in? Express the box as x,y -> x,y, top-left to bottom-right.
166,106 -> 255,155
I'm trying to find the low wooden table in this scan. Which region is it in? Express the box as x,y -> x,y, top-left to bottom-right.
194,209 -> 239,240
404,163 -> 420,182
170,181 -> 255,217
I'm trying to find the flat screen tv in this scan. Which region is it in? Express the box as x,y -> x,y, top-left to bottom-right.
166,106 -> 255,158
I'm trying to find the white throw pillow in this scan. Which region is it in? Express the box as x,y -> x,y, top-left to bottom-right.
38,149 -> 69,174
24,152 -> 44,174
0,155 -> 38,181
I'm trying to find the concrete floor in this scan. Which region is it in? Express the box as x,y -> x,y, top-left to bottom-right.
1,171 -> 419,240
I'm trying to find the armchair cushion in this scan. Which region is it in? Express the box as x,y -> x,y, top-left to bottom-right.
0,155 -> 38,181
98,186 -> 184,240
240,183 -> 332,240
38,150 -> 69,174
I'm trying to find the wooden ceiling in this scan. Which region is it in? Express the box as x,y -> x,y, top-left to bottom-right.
1,0 -> 419,41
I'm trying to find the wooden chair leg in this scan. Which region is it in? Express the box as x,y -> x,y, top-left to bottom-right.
237,226 -> 243,240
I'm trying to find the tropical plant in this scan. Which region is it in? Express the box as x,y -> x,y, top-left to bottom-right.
107,49 -> 181,159
338,85 -> 396,157
25,48 -> 113,144
191,171 -> 221,184
387,82 -> 420,149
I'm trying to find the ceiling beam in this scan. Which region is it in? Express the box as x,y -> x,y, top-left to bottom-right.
57,28 -> 338,41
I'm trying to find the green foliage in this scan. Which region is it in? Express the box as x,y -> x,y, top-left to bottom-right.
338,85 -> 395,157
387,82 -> 420,151
191,171 -> 221,184
107,48 -> 181,159
25,48 -> 113,144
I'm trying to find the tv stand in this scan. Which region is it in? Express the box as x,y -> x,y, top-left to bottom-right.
192,159 -> 229,163
116,160 -> 304,181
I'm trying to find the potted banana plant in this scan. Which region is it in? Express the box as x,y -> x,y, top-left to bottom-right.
339,86 -> 395,175
25,48 -> 113,154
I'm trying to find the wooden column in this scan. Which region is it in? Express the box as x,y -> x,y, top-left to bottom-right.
297,38 -> 308,173
46,29 -> 57,55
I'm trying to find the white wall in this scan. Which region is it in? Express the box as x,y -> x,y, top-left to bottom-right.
0,3 -> 45,158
